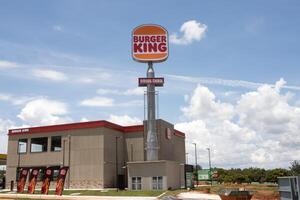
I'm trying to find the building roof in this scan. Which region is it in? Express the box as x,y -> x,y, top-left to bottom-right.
8,120 -> 185,138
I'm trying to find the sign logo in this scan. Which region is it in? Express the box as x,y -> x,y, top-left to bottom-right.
166,128 -> 172,140
132,24 -> 168,62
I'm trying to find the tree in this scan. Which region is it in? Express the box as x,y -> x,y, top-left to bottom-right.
290,160 -> 300,175
266,168 -> 290,182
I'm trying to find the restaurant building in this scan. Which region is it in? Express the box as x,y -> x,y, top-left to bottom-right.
6,119 -> 186,190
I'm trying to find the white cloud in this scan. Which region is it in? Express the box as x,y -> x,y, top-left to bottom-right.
119,100 -> 143,107
182,84 -> 235,121
97,89 -> 119,95
97,87 -> 144,96
0,93 -> 37,105
53,25 -> 63,32
123,87 -> 144,96
170,20 -> 207,45
167,74 -> 300,91
108,114 -> 142,126
176,79 -> 300,168
80,97 -> 114,107
77,77 -> 95,84
33,69 -> 68,82
80,96 -> 143,107
18,98 -> 72,126
0,60 -> 18,69
0,119 -> 14,153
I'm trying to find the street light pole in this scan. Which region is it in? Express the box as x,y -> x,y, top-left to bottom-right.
192,143 -> 198,187
185,153 -> 189,164
116,136 -> 120,191
207,148 -> 212,186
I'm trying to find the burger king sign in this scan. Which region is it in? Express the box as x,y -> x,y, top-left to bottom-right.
132,24 -> 168,62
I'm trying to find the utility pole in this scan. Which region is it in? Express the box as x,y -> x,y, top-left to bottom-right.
207,148 -> 212,186
116,136 -> 120,191
193,143 -> 198,187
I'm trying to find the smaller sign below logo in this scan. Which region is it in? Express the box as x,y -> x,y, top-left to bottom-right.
138,77 -> 164,87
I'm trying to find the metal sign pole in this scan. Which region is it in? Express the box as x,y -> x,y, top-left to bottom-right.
146,61 -> 159,161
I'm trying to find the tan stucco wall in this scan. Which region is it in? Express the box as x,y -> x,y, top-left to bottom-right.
156,120 -> 185,163
124,132 -> 144,162
6,127 -> 109,189
127,160 -> 184,191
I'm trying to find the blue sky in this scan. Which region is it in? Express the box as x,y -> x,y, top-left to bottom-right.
1,0 -> 300,168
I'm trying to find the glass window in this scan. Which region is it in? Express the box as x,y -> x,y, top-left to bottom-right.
18,139 -> 27,154
51,136 -> 62,151
152,176 -> 163,190
132,177 -> 141,190
30,137 -> 48,153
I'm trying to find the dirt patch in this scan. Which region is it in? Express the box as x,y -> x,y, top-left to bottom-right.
252,190 -> 279,200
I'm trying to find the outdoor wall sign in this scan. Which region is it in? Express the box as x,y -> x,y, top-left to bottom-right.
165,128 -> 172,140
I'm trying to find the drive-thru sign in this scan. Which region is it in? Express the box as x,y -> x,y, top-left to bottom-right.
132,24 -> 168,62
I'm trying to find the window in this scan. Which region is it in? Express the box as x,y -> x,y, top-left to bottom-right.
18,139 -> 27,154
51,136 -> 62,151
132,177 -> 141,190
152,176 -> 163,190
30,137 -> 48,153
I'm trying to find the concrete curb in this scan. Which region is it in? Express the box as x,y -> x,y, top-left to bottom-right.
0,193 -> 158,200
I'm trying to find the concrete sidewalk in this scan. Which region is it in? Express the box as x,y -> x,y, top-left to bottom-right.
0,193 -> 158,200
177,192 -> 221,200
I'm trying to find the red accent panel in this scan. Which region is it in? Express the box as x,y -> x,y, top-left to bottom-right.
123,125 -> 144,133
174,130 -> 185,138
8,120 -> 185,138
8,120 -> 145,136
